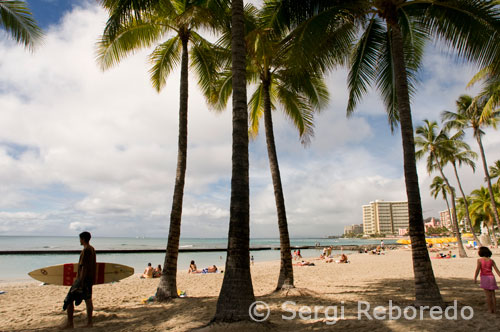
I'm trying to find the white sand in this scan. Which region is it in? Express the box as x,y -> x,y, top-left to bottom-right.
1,247 -> 500,331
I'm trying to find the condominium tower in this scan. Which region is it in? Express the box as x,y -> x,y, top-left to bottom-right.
362,200 -> 409,235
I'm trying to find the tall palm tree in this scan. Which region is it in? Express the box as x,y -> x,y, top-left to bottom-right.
209,5 -> 335,291
489,160 -> 500,186
0,0 -> 43,50
214,0 -> 256,321
415,120 -> 467,257
97,0 -> 222,301
430,176 -> 453,230
273,0 -> 500,306
469,186 -> 500,245
442,94 -> 500,247
440,130 -> 482,245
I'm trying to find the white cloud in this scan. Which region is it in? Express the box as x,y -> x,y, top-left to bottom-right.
0,2 -> 498,238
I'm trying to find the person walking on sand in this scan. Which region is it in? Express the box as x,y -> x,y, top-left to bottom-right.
62,231 -> 96,329
474,247 -> 500,313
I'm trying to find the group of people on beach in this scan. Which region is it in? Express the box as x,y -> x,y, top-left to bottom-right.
140,263 -> 162,279
54,232 -> 500,330
188,260 -> 219,274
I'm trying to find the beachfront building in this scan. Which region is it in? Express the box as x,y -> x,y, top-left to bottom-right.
362,200 -> 409,235
344,224 -> 363,236
439,209 -> 453,229
424,217 -> 440,231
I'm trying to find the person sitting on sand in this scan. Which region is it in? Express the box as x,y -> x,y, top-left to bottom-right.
337,254 -> 348,264
293,260 -> 315,266
201,265 -> 218,273
141,263 -> 154,278
188,260 -> 201,274
153,264 -> 162,278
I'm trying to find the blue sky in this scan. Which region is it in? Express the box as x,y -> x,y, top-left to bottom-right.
0,0 -> 498,238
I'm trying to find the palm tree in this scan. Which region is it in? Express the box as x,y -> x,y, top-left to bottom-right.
273,0 -> 500,306
97,0 -> 222,301
430,176 -> 453,230
490,160 -> 500,186
415,120 -> 467,257
442,94 -> 500,247
213,0 -> 256,321
469,186 -> 500,245
209,5 -> 334,291
440,130 -> 482,245
0,0 -> 43,50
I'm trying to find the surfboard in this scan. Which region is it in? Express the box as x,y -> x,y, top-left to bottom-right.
28,262 -> 134,286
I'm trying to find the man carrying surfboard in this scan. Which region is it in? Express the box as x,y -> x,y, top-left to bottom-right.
62,231 -> 96,329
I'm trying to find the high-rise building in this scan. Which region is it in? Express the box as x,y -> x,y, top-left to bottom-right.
362,200 -> 409,235
439,209 -> 453,229
344,224 -> 363,235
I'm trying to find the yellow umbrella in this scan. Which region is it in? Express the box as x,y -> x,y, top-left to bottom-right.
397,239 -> 410,244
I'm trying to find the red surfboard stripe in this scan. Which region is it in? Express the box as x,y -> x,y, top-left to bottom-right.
63,264 -> 76,286
96,263 -> 105,284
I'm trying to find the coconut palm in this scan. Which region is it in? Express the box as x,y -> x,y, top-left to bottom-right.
213,0 -> 256,321
415,120 -> 467,257
442,94 -> 500,247
440,131 -> 482,245
208,5 -> 336,291
469,186 -> 500,245
97,0 -> 222,301
490,160 -> 500,186
0,0 -> 43,50
272,0 -> 500,306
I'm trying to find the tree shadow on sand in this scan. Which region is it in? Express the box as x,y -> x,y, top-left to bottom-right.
11,278 -> 500,332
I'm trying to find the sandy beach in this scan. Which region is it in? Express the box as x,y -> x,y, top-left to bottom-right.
1,247 -> 500,332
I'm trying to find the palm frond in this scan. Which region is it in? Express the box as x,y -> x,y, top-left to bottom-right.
0,0 -> 43,50
415,0 -> 500,70
347,16 -> 385,114
248,84 -> 265,139
189,32 -> 222,101
97,18 -> 165,70
148,36 -> 182,92
275,82 -> 315,144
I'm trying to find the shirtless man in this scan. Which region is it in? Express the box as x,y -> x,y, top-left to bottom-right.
63,231 -> 96,329
141,263 -> 154,278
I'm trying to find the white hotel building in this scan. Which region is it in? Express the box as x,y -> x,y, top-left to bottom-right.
362,200 -> 409,235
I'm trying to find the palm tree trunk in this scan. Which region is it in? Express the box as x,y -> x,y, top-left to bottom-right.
476,135 -> 499,247
156,35 -> 190,301
432,154 -> 467,257
451,161 -> 482,246
488,217 -> 498,245
389,22 -> 443,306
443,194 -> 451,231
213,0 -> 255,321
261,76 -> 294,290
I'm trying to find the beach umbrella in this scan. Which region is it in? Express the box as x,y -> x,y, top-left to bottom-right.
397,239 -> 410,244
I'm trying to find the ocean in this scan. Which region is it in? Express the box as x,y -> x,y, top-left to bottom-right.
0,236 -> 394,281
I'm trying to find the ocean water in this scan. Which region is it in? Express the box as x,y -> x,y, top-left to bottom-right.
0,236 -> 393,281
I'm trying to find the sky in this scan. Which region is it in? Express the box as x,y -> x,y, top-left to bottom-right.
0,0 -> 498,238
